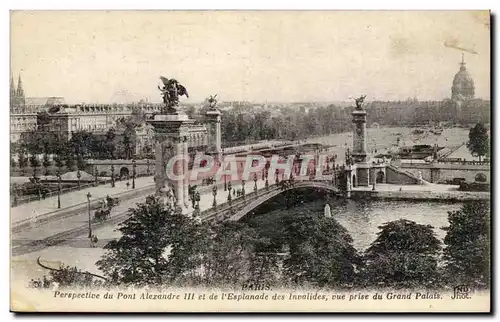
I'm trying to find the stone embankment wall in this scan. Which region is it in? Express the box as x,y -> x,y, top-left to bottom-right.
352,190 -> 489,202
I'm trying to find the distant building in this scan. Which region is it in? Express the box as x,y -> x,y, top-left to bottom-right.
10,75 -> 25,107
451,54 -> 475,101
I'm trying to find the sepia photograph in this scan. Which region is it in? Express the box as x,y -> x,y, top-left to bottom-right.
9,10 -> 491,313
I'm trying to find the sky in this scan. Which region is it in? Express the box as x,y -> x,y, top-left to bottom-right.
10,11 -> 490,104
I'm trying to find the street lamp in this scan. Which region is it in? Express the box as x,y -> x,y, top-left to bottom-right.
241,180 -> 245,198
146,159 -> 150,176
224,173 -> 227,191
12,184 -> 18,207
77,170 -> 81,188
110,164 -> 115,188
86,192 -> 92,238
265,169 -> 269,190
212,185 -> 217,208
57,171 -> 61,209
275,169 -> 279,184
194,191 -> 201,210
94,166 -> 98,187
227,181 -> 232,204
253,173 -> 258,192
132,159 -> 136,189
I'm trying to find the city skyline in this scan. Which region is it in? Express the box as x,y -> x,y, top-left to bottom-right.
11,11 -> 490,104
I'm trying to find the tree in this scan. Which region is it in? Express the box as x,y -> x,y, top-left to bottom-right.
70,130 -> 95,159
18,152 -> 28,175
42,154 -> 52,175
466,123 -> 489,162
362,219 -> 441,289
36,111 -> 52,131
29,155 -> 40,177
53,154 -> 64,170
65,153 -> 76,171
105,128 -> 117,159
122,125 -> 136,159
442,201 -> 490,288
20,130 -> 44,155
96,195 -> 202,286
76,154 -> 86,171
281,212 -> 362,288
200,222 -> 260,287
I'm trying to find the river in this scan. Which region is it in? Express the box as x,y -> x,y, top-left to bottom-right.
244,192 -> 465,252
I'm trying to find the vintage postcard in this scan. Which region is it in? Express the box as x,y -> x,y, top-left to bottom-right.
10,10 -> 491,312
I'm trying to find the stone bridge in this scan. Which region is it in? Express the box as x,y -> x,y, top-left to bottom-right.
200,178 -> 340,223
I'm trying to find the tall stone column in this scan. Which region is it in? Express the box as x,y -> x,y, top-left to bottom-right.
352,109 -> 367,162
175,138 -> 185,208
148,114 -> 193,212
206,108 -> 222,161
154,141 -> 164,192
183,136 -> 189,208
351,96 -> 370,187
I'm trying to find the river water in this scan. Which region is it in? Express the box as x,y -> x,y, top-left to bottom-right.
245,194 -> 465,252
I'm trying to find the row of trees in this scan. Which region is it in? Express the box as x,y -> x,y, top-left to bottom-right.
215,100 -> 490,146
220,105 -> 354,145
12,114 -> 141,172
41,196 -> 489,290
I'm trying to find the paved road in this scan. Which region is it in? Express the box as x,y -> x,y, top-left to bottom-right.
10,171 -> 285,255
11,176 -> 155,224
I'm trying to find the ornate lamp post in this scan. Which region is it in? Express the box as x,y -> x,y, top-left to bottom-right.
132,159 -> 137,189
110,164 -> 115,187
241,180 -> 245,198
212,185 -> 217,208
94,166 -> 99,187
194,190 -> 201,210
33,177 -> 42,201
227,181 -> 232,204
12,184 -> 18,207
265,169 -> 269,190
86,192 -> 92,238
275,169 -> 279,184
253,173 -> 258,192
57,171 -> 62,209
146,159 -> 150,176
76,170 -> 81,188
224,173 -> 227,191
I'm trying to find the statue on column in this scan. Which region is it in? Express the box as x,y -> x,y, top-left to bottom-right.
158,76 -> 189,114
207,94 -> 218,110
353,94 -> 367,110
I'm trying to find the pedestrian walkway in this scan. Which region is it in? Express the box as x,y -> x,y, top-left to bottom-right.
11,176 -> 155,224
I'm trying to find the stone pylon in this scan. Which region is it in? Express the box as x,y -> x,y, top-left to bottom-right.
148,112 -> 193,212
352,97 -> 370,186
206,107 -> 222,162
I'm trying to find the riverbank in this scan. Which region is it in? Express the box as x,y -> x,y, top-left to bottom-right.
351,187 -> 489,202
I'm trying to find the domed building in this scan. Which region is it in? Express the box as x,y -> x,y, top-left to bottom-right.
451,54 -> 475,101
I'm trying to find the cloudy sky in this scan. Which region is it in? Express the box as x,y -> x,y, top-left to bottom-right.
11,11 -> 490,104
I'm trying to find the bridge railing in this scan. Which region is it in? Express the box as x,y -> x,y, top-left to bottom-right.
200,184 -> 282,222
437,159 -> 490,166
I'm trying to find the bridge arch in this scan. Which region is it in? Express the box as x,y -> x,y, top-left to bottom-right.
120,166 -> 130,178
223,181 -> 340,222
376,170 -> 385,183
475,173 -> 487,182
